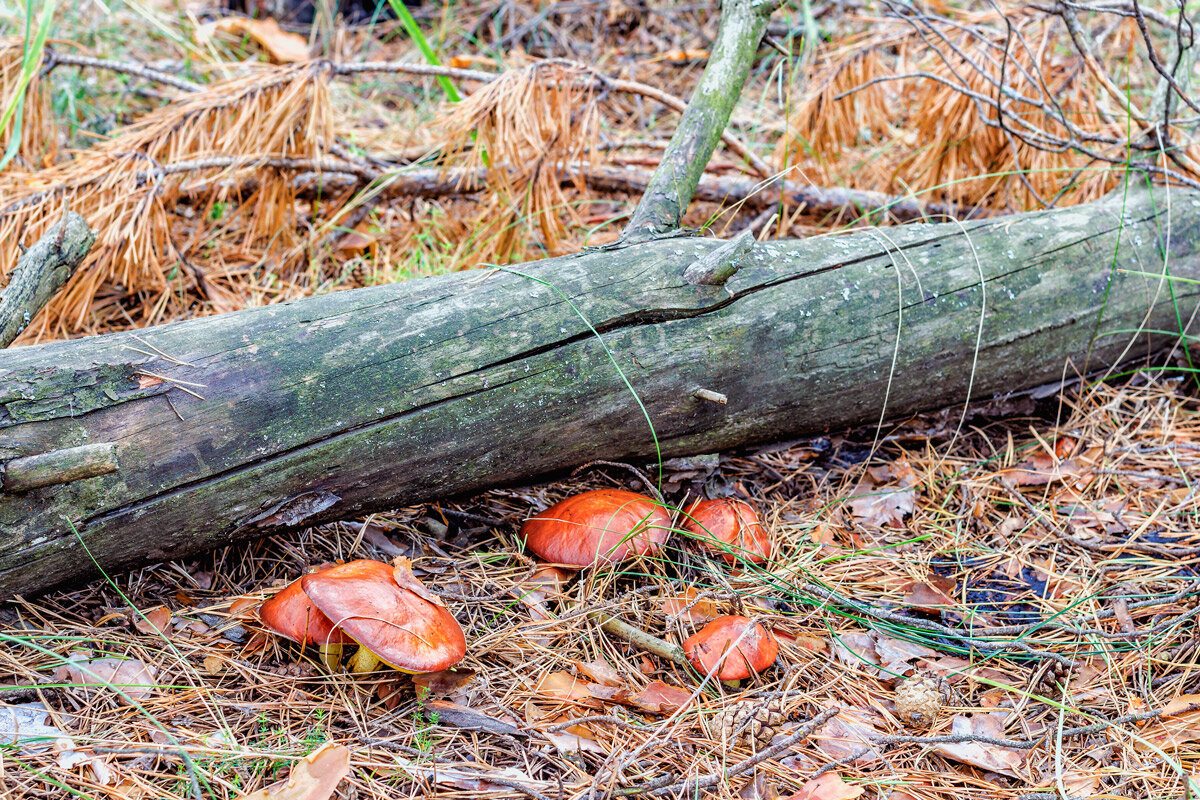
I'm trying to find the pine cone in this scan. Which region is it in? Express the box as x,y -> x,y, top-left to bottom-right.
894,673 -> 942,728
1033,659 -> 1073,695
712,699 -> 786,749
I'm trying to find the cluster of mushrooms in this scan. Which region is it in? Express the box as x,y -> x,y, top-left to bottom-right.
259,486 -> 780,682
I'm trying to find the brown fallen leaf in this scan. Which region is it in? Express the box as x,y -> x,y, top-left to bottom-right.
59,656 -> 158,702
870,633 -> 938,676
211,17 -> 310,63
335,227 -> 376,256
628,681 -> 693,714
513,566 -> 573,623
831,633 -> 882,673
739,773 -> 778,800
785,773 -> 864,800
133,606 -> 171,637
1139,694 -> 1200,750
999,443 -> 1082,486
412,668 -> 476,700
662,588 -> 721,622
542,726 -> 609,755
847,485 -> 915,528
808,707 -> 884,765
575,659 -> 623,687
391,558 -> 446,607
357,523 -> 409,557
847,460 -> 920,528
899,576 -> 957,614
931,713 -> 1024,778
532,671 -> 601,708
238,742 -> 349,800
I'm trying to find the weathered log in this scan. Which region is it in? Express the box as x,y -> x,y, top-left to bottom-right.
1,185 -> 1197,598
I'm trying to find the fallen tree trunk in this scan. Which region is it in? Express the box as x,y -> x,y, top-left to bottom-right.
1,185 -> 1197,597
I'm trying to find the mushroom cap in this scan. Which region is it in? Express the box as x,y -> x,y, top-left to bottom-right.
520,489 -> 672,568
683,615 -> 778,680
301,559 -> 467,674
259,576 -> 355,646
681,499 -> 773,564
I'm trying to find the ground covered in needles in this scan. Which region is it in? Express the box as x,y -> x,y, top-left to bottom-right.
5,376 -> 1200,799
4,0 -> 1200,798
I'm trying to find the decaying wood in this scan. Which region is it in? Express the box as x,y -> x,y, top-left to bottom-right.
0,185 -> 1196,597
0,211 -> 95,348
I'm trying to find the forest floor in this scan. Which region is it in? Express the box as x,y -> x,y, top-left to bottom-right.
3,1 -> 1200,799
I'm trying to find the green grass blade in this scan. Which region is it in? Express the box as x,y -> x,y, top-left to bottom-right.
0,0 -> 56,170
385,0 -> 461,103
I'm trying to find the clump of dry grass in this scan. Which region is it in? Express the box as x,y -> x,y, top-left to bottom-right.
438,60 -> 603,263
0,64 -> 332,339
0,39 -> 56,169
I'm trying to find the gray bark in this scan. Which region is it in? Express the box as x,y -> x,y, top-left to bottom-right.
0,185 -> 1196,598
622,0 -> 781,240
0,212 -> 95,348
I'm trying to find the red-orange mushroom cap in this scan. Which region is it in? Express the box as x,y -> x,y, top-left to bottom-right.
683,615 -> 778,681
681,498 -> 774,565
520,489 -> 672,568
259,576 -> 355,647
301,559 -> 466,674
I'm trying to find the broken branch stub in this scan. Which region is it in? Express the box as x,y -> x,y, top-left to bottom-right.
0,211 -> 96,348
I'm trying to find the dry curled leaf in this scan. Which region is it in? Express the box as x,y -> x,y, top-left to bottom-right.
532,671 -> 601,707
59,655 -> 158,702
412,668 -> 476,699
133,606 -> 171,637
575,659 -> 622,686
785,772 -> 864,800
391,557 -> 445,607
663,588 -> 721,622
238,742 -> 349,800
209,17 -> 310,64
931,713 -> 1024,778
628,681 -> 693,714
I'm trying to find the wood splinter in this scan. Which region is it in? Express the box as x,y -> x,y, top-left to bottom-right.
1,442 -> 119,493
693,388 -> 728,405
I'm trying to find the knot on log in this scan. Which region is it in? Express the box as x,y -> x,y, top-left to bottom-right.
682,232 -> 755,286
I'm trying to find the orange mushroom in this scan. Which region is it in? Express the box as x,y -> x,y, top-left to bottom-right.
681,498 -> 773,565
301,559 -> 466,674
259,574 -> 355,670
683,615 -> 778,681
520,489 -> 672,568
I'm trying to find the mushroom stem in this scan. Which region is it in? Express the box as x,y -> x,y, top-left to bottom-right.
318,643 -> 343,672
349,645 -> 381,673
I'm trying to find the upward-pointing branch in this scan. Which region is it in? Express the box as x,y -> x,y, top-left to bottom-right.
620,0 -> 783,243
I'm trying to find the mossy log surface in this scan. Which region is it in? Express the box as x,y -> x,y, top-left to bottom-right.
1,186 -> 1198,597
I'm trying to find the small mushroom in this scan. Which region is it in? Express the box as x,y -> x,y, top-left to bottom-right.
258,574 -> 355,670
681,498 -> 773,565
520,489 -> 672,568
683,615 -> 778,681
301,559 -> 466,674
